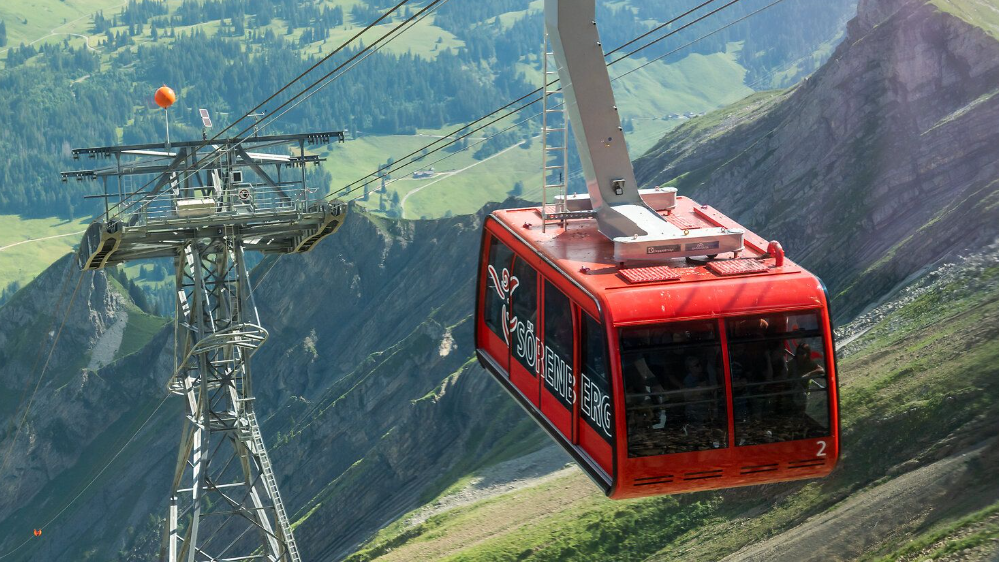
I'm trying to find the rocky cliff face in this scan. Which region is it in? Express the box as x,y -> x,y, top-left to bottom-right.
0,257 -> 177,561
247,206 -> 545,559
634,0 -> 999,319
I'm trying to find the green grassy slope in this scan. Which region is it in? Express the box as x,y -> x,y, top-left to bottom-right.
0,0 -> 124,51
931,0 -> 999,39
346,253 -> 999,561
0,215 -> 89,290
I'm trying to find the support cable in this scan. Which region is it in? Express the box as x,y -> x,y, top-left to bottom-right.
106,0 -> 415,218
336,0 -> 753,199
344,0 -> 791,205
0,261 -> 76,473
112,0 -> 442,221
116,0 -> 452,222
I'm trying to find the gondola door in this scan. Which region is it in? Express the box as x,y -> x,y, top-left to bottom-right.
509,254 -> 541,407
539,280 -> 575,440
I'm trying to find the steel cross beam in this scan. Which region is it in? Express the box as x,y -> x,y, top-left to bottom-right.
160,232 -> 300,562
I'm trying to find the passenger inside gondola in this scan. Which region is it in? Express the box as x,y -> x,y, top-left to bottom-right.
622,321 -> 728,457
729,312 -> 831,445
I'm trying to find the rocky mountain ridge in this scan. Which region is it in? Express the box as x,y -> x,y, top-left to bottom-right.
634,0 -> 999,320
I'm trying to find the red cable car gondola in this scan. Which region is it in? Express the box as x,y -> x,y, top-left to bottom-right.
474,0 -> 839,499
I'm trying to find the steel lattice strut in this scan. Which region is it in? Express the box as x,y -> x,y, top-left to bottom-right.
164,234 -> 299,562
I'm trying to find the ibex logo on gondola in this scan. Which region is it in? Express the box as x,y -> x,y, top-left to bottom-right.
487,265 -> 520,346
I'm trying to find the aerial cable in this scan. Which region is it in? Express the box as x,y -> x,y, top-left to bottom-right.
614,0 -> 789,79
113,0 -> 449,221
347,0 -> 791,205
209,0 -> 412,139
108,0 -> 418,219
338,92 -> 545,200
0,262 -> 77,475
335,86 -> 553,197
608,0 -> 747,66
338,0 -> 752,197
344,100 -> 543,205
142,0 -> 455,350
223,0 -> 454,152
603,0 -> 723,57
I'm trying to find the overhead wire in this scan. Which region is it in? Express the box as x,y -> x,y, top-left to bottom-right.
114,0 -> 452,227
608,0 -> 748,65
0,262 -> 78,476
114,0 -> 454,230
0,392 -> 171,560
613,0 -> 791,80
337,0 -> 757,200
345,0 -> 796,210
334,0 -> 740,196
603,0 -> 722,57
107,0 -> 419,219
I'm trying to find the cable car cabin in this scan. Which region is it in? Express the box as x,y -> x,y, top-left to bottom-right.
474,197 -> 840,499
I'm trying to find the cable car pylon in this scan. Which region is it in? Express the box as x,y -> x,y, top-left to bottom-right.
63,106 -> 347,560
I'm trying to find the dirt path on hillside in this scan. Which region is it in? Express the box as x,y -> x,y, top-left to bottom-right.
404,445 -> 573,527
0,3 -> 124,56
0,231 -> 85,253
721,439 -> 999,562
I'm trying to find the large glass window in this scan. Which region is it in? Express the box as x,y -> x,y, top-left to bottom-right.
483,235 -> 514,343
543,281 -> 574,408
581,313 -> 613,443
510,257 -> 539,374
620,321 -> 728,457
727,311 -> 830,446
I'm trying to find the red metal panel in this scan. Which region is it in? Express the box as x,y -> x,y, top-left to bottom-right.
610,437 -> 836,499
540,388 -> 573,439
578,422 -> 614,475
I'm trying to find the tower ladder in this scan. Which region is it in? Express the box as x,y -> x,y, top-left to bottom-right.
540,29 -> 570,233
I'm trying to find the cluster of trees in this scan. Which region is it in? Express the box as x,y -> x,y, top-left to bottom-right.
472,130 -> 520,161
0,20 -> 7,48
0,280 -> 21,308
118,0 -> 170,27
174,0 -> 341,29
106,266 -> 159,315
0,58 -> 134,217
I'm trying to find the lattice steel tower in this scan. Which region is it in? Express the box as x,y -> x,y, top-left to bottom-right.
64,130 -> 347,561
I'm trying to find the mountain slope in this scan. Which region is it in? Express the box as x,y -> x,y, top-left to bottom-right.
633,0 -> 999,320
0,256 -> 175,562
343,239 -> 999,562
